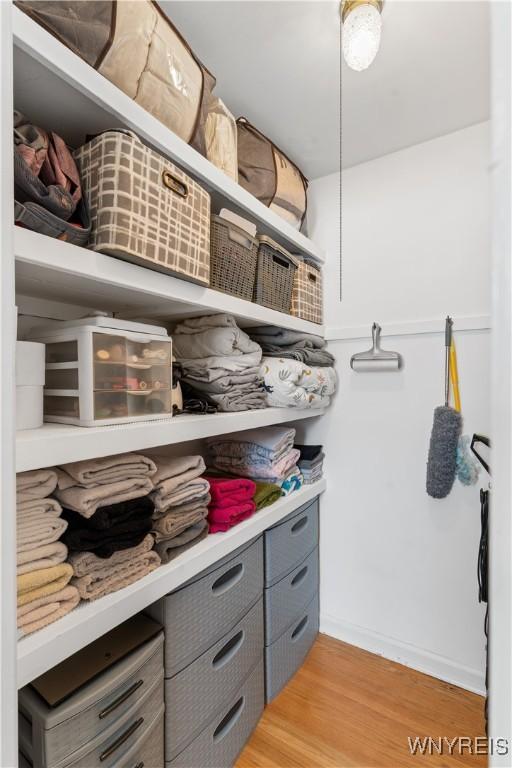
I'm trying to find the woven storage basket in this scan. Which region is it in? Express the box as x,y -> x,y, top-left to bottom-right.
210,215 -> 258,301
74,130 -> 210,285
291,259 -> 323,324
253,236 -> 299,314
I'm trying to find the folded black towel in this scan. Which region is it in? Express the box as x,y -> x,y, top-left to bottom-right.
62,504 -> 153,558
74,496 -> 154,531
294,444 -> 324,462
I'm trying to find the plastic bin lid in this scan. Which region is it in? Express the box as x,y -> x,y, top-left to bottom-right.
256,236 -> 300,267
29,314 -> 169,337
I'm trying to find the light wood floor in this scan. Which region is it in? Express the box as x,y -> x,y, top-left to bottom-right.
236,634 -> 486,768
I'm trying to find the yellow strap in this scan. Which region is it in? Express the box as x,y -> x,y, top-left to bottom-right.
449,340 -> 461,413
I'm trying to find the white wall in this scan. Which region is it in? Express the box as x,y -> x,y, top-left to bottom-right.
307,122 -> 491,693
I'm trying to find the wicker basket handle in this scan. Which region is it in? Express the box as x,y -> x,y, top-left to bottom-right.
227,226 -> 255,250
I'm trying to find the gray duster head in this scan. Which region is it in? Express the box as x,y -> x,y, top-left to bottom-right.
426,405 -> 462,499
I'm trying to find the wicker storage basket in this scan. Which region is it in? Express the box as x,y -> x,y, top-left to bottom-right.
253,236 -> 299,314
74,130 -> 210,285
291,260 -> 323,324
210,215 -> 258,301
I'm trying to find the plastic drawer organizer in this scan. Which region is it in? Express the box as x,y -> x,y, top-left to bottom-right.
263,498 -> 320,702
29,316 -> 173,427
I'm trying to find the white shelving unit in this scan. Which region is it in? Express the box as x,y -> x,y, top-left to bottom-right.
17,479 -> 326,688
3,5 -> 330,758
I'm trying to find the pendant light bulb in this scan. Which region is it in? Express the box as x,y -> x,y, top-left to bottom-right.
342,1 -> 383,72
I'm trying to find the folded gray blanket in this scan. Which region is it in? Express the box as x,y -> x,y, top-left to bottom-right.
208,388 -> 267,412
173,314 -> 261,361
184,368 -> 261,394
56,453 -> 157,489
249,326 -> 334,367
154,520 -> 209,564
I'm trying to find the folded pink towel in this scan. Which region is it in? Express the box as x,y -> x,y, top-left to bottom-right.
55,477 -> 153,518
16,469 -> 57,503
56,453 -> 157,489
208,500 -> 256,533
205,476 -> 256,505
17,542 -> 68,575
17,586 -> 79,636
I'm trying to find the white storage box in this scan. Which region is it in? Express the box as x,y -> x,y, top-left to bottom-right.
16,341 -> 45,431
29,317 -> 173,427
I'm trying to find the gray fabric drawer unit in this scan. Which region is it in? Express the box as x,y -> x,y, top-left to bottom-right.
264,498 -> 319,587
165,597 -> 263,760
167,659 -> 264,768
116,707 -> 164,768
20,672 -> 164,768
18,633 -> 164,768
264,546 -> 319,646
148,536 -> 263,677
265,593 -> 319,703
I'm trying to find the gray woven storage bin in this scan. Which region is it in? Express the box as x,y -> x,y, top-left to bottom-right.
265,593 -> 319,703
165,598 -> 263,760
253,236 -> 299,313
167,659 -> 264,768
210,216 -> 258,301
264,546 -> 319,646
147,537 -> 263,677
264,498 -> 319,587
18,633 -> 164,768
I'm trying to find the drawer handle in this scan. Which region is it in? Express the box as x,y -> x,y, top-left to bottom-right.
162,170 -> 188,198
291,516 -> 308,534
133,763 -> 144,768
212,563 -> 244,595
99,718 -> 144,762
98,679 -> 143,719
291,615 -> 309,641
291,565 -> 308,587
213,696 -> 245,743
212,630 -> 244,670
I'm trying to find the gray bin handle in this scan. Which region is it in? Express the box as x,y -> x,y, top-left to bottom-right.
211,563 -> 244,595
291,516 -> 308,534
291,565 -> 308,587
213,697 -> 245,743
291,615 -> 309,642
212,630 -> 245,670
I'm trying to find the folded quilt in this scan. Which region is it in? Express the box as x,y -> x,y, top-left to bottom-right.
62,509 -> 152,558
17,563 -> 73,606
151,454 -> 206,487
210,448 -> 300,482
253,481 -> 282,510
279,467 -> 304,496
80,496 -> 154,531
72,550 -> 161,601
295,444 -> 324,462
152,506 -> 208,543
208,501 -> 255,533
205,476 -> 256,505
152,477 -> 210,514
172,313 -> 261,360
56,453 -> 157,489
17,541 -> 68,575
17,586 -> 79,636
155,519 -> 209,564
16,469 -> 57,503
17,513 -> 68,554
55,477 -> 153,518
260,358 -> 336,409
68,534 -> 154,577
207,426 -> 295,463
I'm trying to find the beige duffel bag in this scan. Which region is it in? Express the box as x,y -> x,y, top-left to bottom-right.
237,117 -> 308,230
16,0 -> 215,155
205,98 -> 238,182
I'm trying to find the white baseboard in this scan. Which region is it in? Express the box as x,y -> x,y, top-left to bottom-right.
320,614 -> 486,696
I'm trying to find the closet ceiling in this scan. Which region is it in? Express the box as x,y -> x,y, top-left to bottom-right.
165,0 -> 490,178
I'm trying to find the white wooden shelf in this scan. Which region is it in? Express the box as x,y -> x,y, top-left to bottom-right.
15,228 -> 325,335
16,408 -> 326,473
13,7 -> 324,265
17,479 -> 326,687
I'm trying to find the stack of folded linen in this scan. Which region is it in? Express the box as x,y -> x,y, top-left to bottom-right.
205,476 -> 256,533
150,455 -> 210,563
172,314 -> 266,412
295,444 -> 325,484
69,534 -> 160,601
16,469 -> 78,636
207,426 -> 300,488
249,327 -> 335,367
259,357 -> 337,409
253,480 -> 282,510
279,466 -> 304,496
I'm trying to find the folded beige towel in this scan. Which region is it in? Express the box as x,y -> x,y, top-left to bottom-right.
152,492 -> 211,520
152,478 -> 210,514
16,469 -> 57,504
68,534 -> 154,577
72,551 -> 161,601
151,454 -> 206,487
17,563 -> 73,606
56,453 -> 157,489
155,520 -> 209,564
17,542 -> 68,575
17,497 -> 62,519
17,514 -> 68,554
152,507 -> 208,543
55,477 -> 154,518
17,586 -> 80,636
